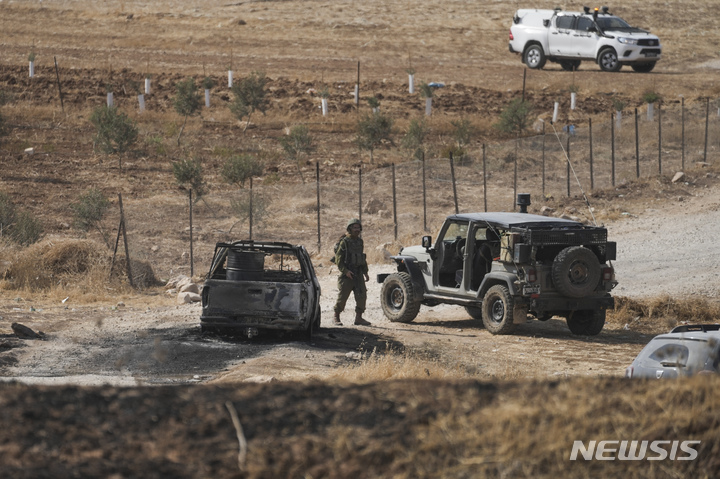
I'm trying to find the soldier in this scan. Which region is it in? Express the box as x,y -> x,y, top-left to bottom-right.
333,218 -> 372,326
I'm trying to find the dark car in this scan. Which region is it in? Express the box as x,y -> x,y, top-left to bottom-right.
200,241 -> 321,338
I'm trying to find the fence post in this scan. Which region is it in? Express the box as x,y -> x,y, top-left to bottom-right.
589,117 -> 594,190
392,163 -> 397,240
482,144 -> 488,212
658,103 -> 662,176
53,56 -> 64,113
541,122 -> 546,198
189,189 -> 194,277
248,178 -> 253,240
316,162 -> 321,252
681,97 -> 685,170
611,112 -> 616,187
449,152 -> 459,214
118,193 -> 134,288
566,137 -> 571,197
513,134 -> 518,211
358,165 -> 362,223
635,107 -> 640,178
422,151 -> 427,231
704,97 -> 710,164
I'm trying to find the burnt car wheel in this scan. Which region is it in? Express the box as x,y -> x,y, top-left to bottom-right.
566,309 -> 605,335
552,246 -> 601,298
481,285 -> 516,335
380,272 -> 421,323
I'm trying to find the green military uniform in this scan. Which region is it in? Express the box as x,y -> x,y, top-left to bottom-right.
333,233 -> 368,314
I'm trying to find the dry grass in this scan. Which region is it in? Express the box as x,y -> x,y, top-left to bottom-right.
608,295 -> 720,334
0,237 -> 160,301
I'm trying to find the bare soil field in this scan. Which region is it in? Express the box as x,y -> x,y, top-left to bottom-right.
1,0 -> 720,477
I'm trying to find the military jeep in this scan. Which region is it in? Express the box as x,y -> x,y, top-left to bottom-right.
377,197 -> 617,335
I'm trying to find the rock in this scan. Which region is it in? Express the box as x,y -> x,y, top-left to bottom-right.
363,198 -> 386,215
696,162 -> 710,168
24,148 -> 34,156
177,292 -> 201,304
671,172 -> 685,183
11,323 -> 44,340
151,245 -> 159,252
540,206 -> 555,216
180,283 -> 199,294
166,275 -> 192,290
243,375 -> 276,383
345,351 -> 362,360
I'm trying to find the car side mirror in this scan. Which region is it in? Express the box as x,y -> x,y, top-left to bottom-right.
543,19 -> 550,27
422,235 -> 432,250
588,25 -> 598,32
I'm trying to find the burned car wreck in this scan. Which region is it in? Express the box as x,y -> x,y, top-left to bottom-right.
200,241 -> 321,338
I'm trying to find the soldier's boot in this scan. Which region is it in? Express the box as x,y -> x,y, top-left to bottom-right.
354,311 -> 371,326
333,311 -> 343,326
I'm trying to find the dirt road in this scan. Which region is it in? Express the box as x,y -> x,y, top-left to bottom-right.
5,183 -> 719,386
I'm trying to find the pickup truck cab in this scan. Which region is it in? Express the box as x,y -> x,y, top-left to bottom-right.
200,241 -> 321,338
509,6 -> 661,72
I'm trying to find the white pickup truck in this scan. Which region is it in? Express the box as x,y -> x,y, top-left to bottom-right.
508,6 -> 661,72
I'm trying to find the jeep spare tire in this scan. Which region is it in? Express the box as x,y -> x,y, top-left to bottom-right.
380,272 -> 421,323
551,246 -> 601,298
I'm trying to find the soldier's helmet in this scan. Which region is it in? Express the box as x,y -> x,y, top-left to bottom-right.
346,218 -> 362,231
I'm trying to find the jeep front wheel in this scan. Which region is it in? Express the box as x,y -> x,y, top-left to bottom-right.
566,309 -> 605,335
523,44 -> 546,69
552,246 -> 601,298
380,272 -> 421,323
481,285 -> 516,335
598,48 -> 622,72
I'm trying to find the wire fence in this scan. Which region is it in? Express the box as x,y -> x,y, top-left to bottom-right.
119,99 -> 720,280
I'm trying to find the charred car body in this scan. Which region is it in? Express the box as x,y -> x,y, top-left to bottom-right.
378,196 -> 617,335
200,241 -> 321,338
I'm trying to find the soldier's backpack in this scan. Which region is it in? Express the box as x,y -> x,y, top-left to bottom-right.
330,235 -> 347,264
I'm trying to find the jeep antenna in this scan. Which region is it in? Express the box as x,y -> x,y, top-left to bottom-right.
548,121 -> 599,226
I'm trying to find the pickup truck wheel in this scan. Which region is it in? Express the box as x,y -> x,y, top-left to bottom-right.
598,48 -> 622,72
381,272 -> 421,323
523,44 -> 546,69
560,60 -> 581,71
552,246 -> 601,298
631,62 -> 656,73
465,305 -> 484,321
567,309 -> 605,335
481,285 -> 516,335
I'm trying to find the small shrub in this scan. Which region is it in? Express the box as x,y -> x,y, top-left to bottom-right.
89,106 -> 139,163
318,86 -> 330,99
402,118 -> 429,160
367,96 -> 380,111
202,76 -> 215,90
172,157 -> 209,199
221,154 -> 263,188
355,111 -> 393,163
28,52 -> 36,62
70,188 -> 111,246
173,78 -> 201,145
450,118 -> 474,148
418,82 -> 434,99
642,91 -> 661,104
229,71 -> 269,132
279,125 -> 314,182
612,98 -> 627,111
0,192 -> 43,246
494,98 -> 534,134
230,191 -> 271,228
